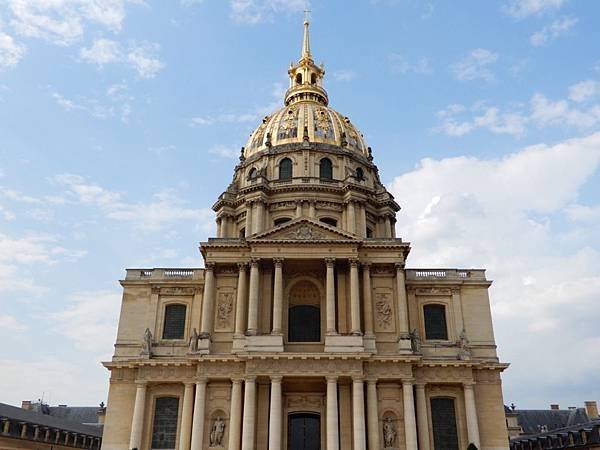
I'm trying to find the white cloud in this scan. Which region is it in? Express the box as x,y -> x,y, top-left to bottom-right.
79,39 -> 164,78
0,313 -> 27,332
53,174 -> 215,232
568,80 -> 600,103
389,132 -> 600,404
51,83 -> 133,122
229,0 -> 307,24
79,37 -> 122,64
451,48 -> 498,82
332,69 -> 357,82
388,54 -> 432,76
503,0 -> 567,19
530,16 -> 577,47
5,0 -> 138,46
0,30 -> 26,70
436,79 -> 600,137
209,144 -> 240,159
50,290 -> 120,354
126,42 -> 165,78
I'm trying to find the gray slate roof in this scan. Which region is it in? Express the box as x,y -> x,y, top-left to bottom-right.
515,408 -> 590,435
48,406 -> 101,426
0,403 -> 103,437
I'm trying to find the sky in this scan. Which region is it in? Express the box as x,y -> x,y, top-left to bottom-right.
0,0 -> 599,410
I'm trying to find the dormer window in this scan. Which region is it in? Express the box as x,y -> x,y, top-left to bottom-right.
319,158 -> 333,180
355,167 -> 364,180
248,167 -> 258,180
279,158 -> 293,180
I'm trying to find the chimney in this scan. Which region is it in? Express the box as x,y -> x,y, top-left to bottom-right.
550,404 -> 560,410
568,406 -> 576,410
21,401 -> 32,410
585,401 -> 598,419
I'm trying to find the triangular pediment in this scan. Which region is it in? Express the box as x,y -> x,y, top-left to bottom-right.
249,218 -> 359,241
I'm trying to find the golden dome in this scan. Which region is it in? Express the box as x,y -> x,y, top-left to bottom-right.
244,103 -> 368,157
243,18 -> 369,158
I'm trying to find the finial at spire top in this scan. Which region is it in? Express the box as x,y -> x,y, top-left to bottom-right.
302,9 -> 311,59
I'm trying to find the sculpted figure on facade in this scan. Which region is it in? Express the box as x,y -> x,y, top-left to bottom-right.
375,293 -> 393,328
188,328 -> 198,353
410,328 -> 422,354
140,328 -> 152,356
458,329 -> 472,360
383,417 -> 397,448
209,416 -> 225,447
216,293 -> 233,329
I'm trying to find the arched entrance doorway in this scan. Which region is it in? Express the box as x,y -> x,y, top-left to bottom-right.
288,413 -> 320,450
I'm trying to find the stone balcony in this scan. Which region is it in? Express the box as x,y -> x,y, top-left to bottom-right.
405,268 -> 487,281
124,268 -> 204,281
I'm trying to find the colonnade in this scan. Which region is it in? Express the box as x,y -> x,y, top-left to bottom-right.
128,377 -> 481,450
199,257 -> 411,340
213,199 -> 396,239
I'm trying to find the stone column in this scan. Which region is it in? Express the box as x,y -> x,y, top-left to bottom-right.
395,262 -> 411,350
384,216 -> 392,238
129,381 -> 147,450
352,377 -> 366,450
200,262 -> 215,336
272,258 -> 284,335
349,259 -> 362,335
245,202 -> 253,237
234,263 -> 248,337
359,202 -> 367,237
451,288 -> 464,336
247,259 -> 260,335
325,258 -> 337,335
362,263 -> 374,337
326,376 -> 339,450
254,200 -> 265,234
415,383 -> 430,450
347,201 -> 356,234
190,379 -> 207,450
366,379 -> 380,450
268,376 -> 283,450
295,200 -> 303,217
309,200 -> 316,218
403,380 -> 418,450
228,379 -> 243,450
241,377 -> 257,450
216,217 -> 223,238
179,382 -> 195,450
464,382 -> 481,449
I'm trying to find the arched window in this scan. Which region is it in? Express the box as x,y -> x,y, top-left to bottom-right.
296,73 -> 303,85
310,73 -> 317,85
239,228 -> 245,238
288,280 -> 320,342
355,167 -> 364,180
430,398 -> 459,450
248,167 -> 257,180
162,304 -> 186,340
319,217 -> 337,227
151,397 -> 179,450
319,158 -> 333,180
274,217 -> 292,227
366,227 -> 373,238
423,304 -> 448,340
279,158 -> 293,180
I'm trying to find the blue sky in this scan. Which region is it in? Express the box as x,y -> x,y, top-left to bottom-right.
1,0 -> 599,410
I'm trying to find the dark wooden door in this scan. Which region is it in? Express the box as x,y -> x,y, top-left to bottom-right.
288,413 -> 320,450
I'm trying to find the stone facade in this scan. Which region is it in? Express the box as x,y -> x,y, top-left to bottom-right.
101,19 -> 509,450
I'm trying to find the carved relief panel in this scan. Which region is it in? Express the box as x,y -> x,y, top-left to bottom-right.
214,289 -> 235,332
373,288 -> 395,333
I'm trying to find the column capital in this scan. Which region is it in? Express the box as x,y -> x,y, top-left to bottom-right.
231,377 -> 244,385
414,381 -> 427,388
361,261 -> 372,270
135,380 -> 148,387
273,257 -> 284,266
237,262 -> 248,271
401,378 -> 415,387
245,375 -> 257,382
325,257 -> 336,266
351,375 -> 365,383
395,262 -> 405,270
270,375 -> 283,383
349,258 -> 360,267
325,375 -> 338,383
463,381 -> 476,389
183,381 -> 195,387
195,377 -> 208,384
249,257 -> 260,266
366,377 -> 378,385
205,262 -> 216,271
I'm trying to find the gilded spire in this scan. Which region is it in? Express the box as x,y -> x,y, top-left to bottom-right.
302,9 -> 311,59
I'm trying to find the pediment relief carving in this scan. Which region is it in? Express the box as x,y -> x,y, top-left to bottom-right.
250,218 -> 358,241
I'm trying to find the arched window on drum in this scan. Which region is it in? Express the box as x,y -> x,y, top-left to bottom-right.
279,158 -> 293,181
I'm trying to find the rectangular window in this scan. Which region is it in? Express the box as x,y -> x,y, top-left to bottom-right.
151,397 -> 179,450
431,397 -> 459,450
162,304 -> 187,340
424,304 -> 448,340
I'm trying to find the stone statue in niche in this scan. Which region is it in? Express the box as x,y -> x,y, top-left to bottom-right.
383,417 -> 397,448
410,328 -> 422,354
458,329 -> 472,360
209,417 -> 225,447
140,328 -> 152,356
188,328 -> 198,353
